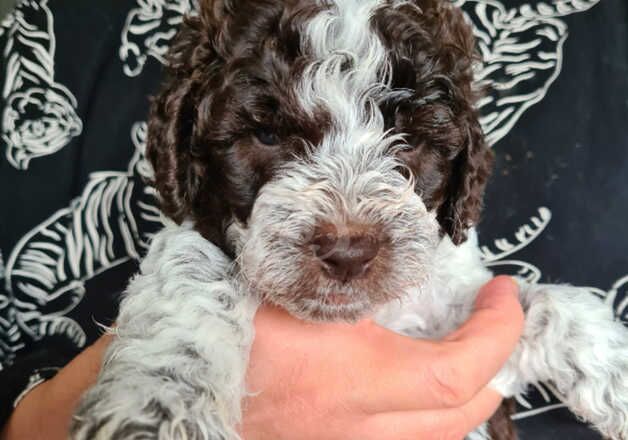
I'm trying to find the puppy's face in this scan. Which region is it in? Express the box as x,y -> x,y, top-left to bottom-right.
147,0 -> 492,321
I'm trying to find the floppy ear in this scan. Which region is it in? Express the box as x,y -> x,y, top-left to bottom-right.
145,8 -> 223,227
146,79 -> 199,223
437,116 -> 493,245
413,0 -> 494,244
374,0 -> 494,244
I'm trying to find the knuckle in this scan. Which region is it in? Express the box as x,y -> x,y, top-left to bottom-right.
426,360 -> 474,407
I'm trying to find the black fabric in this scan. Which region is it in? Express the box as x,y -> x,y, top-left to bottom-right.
0,0 -> 625,438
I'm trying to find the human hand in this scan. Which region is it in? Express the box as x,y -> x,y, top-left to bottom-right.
1,277 -> 522,440
240,276 -> 523,440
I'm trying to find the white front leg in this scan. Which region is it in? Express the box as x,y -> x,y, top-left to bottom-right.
71,223 -> 258,440
493,282 -> 628,439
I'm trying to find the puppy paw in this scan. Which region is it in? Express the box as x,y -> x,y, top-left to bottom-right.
507,283 -> 628,439
70,382 -> 159,440
70,377 -> 234,440
562,332 -> 628,440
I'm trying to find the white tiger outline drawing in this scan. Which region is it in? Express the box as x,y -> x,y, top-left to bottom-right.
0,122 -> 161,368
119,0 -> 197,77
455,0 -> 601,146
0,0 -> 82,170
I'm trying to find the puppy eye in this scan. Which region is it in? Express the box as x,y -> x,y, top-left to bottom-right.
254,129 -> 279,146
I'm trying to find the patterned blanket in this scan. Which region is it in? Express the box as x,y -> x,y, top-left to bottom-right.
0,1 -> 625,437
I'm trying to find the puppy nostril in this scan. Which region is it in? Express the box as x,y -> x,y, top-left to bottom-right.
312,233 -> 337,260
312,231 -> 381,282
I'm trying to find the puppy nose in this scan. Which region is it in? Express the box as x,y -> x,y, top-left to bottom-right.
312,228 -> 380,282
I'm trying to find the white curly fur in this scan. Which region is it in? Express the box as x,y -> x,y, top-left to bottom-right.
71,223 -> 258,439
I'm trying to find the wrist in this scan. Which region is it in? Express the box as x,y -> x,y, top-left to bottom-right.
1,334 -> 112,440
1,377 -> 54,440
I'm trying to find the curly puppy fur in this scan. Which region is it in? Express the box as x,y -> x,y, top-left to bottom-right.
71,0 -> 628,439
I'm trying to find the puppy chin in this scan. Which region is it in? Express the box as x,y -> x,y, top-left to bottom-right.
273,289 -> 378,323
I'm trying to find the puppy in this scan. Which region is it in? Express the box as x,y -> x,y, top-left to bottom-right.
71,0 -> 628,439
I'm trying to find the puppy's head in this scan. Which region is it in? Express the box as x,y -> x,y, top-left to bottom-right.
146,0 -> 492,321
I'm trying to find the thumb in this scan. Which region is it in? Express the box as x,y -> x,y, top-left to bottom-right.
474,276 -> 523,317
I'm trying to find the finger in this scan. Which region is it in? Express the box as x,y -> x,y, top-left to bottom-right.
360,276 -> 522,412
355,387 -> 503,440
434,276 -> 524,403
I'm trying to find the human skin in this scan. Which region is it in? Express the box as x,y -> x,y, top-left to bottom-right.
1,276 -> 523,440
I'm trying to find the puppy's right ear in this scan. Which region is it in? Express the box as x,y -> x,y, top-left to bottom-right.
146,9 -> 222,224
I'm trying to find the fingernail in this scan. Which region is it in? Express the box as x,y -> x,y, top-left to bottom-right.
494,275 -> 519,290
476,276 -> 518,308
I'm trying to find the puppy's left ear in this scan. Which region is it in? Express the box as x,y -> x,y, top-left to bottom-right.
377,0 -> 494,245
438,116 -> 493,244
